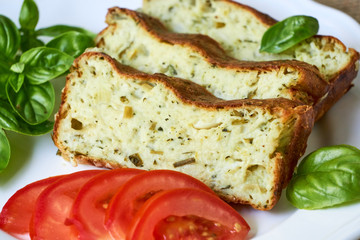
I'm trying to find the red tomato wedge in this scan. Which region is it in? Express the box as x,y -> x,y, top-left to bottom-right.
127,188 -> 250,240
0,176 -> 63,240
29,170 -> 105,240
105,170 -> 216,239
69,168 -> 145,240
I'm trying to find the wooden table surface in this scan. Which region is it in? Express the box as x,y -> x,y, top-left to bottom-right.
315,0 -> 360,23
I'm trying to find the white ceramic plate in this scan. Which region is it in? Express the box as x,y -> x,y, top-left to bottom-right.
0,0 -> 359,239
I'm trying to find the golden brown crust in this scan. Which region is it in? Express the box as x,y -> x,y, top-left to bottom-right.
98,7 -> 329,107
53,51 -> 315,210
283,105 -> 314,185
219,0 -> 278,26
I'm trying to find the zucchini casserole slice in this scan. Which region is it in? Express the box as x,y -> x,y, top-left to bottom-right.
95,8 -> 328,118
53,52 -> 314,210
142,0 -> 359,119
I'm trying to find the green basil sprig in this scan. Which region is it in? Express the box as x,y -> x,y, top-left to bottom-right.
19,0 -> 43,52
260,15 -> 319,53
0,0 -> 95,171
286,145 -> 360,209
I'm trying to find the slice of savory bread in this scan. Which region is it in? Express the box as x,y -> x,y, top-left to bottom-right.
53,51 -> 314,210
142,0 -> 360,119
95,8 -> 328,117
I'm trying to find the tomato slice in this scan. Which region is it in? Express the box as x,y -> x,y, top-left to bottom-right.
29,170 -> 105,240
105,170 -> 216,239
69,168 -> 145,240
0,176 -> 64,240
127,188 -> 250,240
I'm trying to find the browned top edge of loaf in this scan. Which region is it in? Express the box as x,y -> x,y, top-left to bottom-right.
214,0 -> 278,25
97,7 -> 329,103
53,51 -> 315,210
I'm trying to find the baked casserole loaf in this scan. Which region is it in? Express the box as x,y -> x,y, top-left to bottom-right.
53,51 -> 314,210
142,0 -> 360,119
95,8 -> 328,117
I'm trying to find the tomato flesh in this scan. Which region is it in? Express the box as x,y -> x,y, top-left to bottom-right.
154,215 -> 238,240
106,170 -> 216,239
29,170 -> 105,240
127,188 -> 250,240
69,168 -> 145,240
0,176 -> 63,240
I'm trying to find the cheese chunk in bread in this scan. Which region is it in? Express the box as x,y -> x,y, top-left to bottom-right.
53,51 -> 314,210
142,0 -> 359,119
96,8 -> 328,114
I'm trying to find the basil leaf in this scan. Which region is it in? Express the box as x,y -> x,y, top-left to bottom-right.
20,31 -> 44,52
0,15 -> 20,59
287,154 -> 360,209
0,99 -> 53,135
46,31 -> 95,58
287,145 -> 360,209
260,15 -> 319,53
296,144 -> 360,174
36,24 -> 96,39
0,128 -> 10,171
19,0 -> 39,31
20,47 -> 74,84
6,80 -> 55,125
8,72 -> 25,92
10,62 -> 25,74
